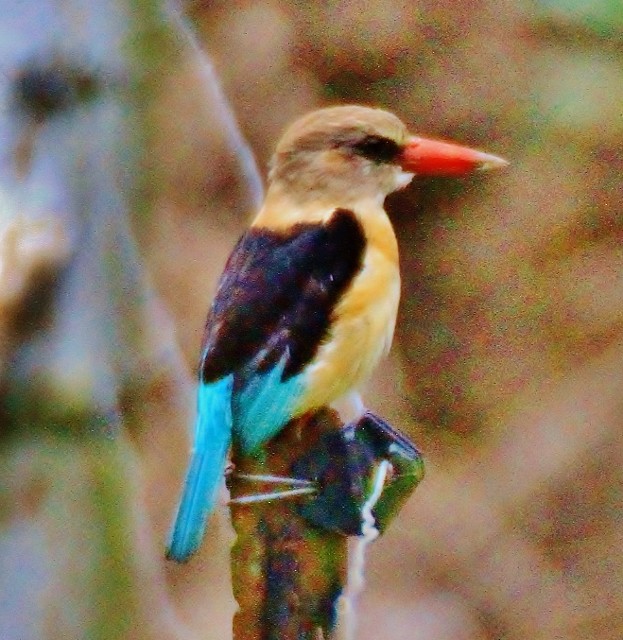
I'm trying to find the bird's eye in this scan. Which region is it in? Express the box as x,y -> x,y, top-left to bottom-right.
351,135 -> 400,163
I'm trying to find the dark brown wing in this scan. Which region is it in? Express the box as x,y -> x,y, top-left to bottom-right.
200,209 -> 366,383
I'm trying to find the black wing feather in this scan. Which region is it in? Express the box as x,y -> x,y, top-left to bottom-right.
200,209 -> 366,383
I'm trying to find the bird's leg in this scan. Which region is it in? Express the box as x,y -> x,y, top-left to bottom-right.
331,389 -> 366,424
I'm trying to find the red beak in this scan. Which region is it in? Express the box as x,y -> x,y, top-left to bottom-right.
400,136 -> 508,176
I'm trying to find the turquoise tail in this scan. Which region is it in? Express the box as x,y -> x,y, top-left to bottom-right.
166,375 -> 234,563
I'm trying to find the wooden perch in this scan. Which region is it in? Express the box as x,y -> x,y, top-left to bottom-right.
229,408 -> 425,640
229,409 -> 347,640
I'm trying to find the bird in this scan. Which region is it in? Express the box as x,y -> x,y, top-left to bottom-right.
166,105 -> 507,562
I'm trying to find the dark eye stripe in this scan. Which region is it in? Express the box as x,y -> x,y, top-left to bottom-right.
351,135 -> 401,163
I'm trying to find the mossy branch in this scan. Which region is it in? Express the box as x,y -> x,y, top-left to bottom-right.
229,409 -> 424,640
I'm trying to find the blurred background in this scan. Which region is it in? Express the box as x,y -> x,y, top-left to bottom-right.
2,1 -> 623,639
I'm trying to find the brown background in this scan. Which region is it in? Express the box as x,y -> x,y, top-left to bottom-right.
2,1 -> 622,639
152,2 -> 623,639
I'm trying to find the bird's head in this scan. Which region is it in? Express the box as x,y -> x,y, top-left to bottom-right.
267,105 -> 507,208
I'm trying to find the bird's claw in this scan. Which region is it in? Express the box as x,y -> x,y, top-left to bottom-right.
227,472 -> 317,505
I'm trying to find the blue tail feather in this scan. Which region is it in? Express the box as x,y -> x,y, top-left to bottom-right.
166,375 -> 234,563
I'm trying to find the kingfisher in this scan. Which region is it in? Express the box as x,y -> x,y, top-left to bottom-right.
166,105 -> 507,562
